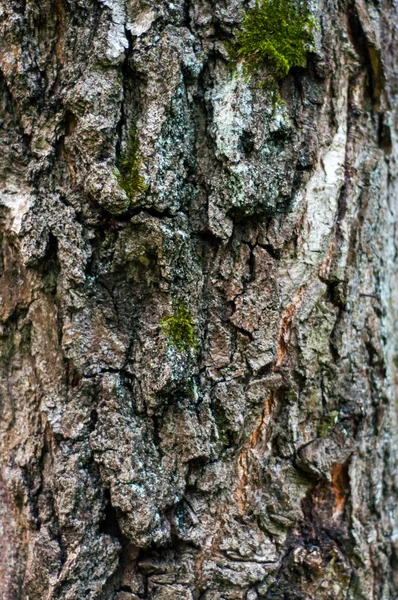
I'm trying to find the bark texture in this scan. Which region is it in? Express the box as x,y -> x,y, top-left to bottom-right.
1,0 -> 398,598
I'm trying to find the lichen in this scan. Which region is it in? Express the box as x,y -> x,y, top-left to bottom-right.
232,0 -> 316,80
160,302 -> 199,353
115,126 -> 147,201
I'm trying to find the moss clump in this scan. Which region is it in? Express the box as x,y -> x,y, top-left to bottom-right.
115,127 -> 147,201
317,410 -> 339,438
160,302 -> 198,353
233,0 -> 316,80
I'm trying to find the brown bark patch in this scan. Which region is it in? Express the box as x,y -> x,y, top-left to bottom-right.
236,393 -> 273,512
331,462 -> 350,520
302,461 -> 350,540
275,286 -> 305,367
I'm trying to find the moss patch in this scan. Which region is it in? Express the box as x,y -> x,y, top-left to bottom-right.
317,410 -> 339,438
115,126 -> 147,201
233,0 -> 316,80
160,302 -> 198,353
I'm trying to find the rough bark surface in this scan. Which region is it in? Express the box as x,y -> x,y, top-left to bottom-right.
1,0 -> 398,598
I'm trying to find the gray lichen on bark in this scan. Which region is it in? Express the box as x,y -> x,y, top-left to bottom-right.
0,0 -> 398,598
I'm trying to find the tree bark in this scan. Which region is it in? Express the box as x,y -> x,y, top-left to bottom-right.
1,0 -> 398,598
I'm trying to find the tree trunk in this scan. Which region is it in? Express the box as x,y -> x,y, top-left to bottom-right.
1,0 -> 398,598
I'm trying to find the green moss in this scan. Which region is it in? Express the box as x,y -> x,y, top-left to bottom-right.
160,302 -> 199,353
115,126 -> 147,201
126,253 -> 155,282
317,410 -> 339,438
233,0 -> 316,80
